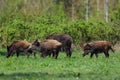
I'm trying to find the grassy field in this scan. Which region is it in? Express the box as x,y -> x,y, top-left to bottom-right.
0,49 -> 120,80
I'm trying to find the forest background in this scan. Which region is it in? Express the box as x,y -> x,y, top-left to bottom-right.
0,0 -> 120,49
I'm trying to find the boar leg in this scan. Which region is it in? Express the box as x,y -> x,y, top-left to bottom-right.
40,53 -> 44,57
16,52 -> 19,57
48,50 -> 53,57
62,47 -> 68,56
104,53 -> 109,58
48,53 -> 51,57
54,50 -> 59,59
27,53 -> 30,58
51,51 -> 55,57
54,47 -> 61,59
65,47 -> 71,57
33,52 -> 36,59
40,51 -> 47,58
90,53 -> 94,58
52,52 -> 55,57
104,51 -> 109,58
25,51 -> 30,58
67,48 -> 72,57
95,53 -> 98,58
28,49 -> 36,59
54,52 -> 58,59
9,52 -> 15,57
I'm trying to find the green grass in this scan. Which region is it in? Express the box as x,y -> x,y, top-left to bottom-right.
0,49 -> 120,80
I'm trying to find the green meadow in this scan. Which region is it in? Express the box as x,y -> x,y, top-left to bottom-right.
0,49 -> 120,80
0,1 -> 120,80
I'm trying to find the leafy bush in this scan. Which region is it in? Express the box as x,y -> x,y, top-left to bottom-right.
1,15 -> 120,48
0,3 -> 120,49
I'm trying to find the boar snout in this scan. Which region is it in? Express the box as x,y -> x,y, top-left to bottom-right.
82,53 -> 86,57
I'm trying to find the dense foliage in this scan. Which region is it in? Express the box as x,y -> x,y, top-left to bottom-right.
0,0 -> 120,48
0,15 -> 120,48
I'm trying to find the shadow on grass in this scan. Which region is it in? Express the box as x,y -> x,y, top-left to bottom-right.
0,71 -> 81,80
0,71 -> 120,80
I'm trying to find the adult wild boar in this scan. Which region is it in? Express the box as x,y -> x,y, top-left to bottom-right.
46,34 -> 73,57
82,40 -> 114,58
32,39 -> 62,59
6,40 -> 37,58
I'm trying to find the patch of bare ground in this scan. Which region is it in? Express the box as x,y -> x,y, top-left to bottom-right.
114,42 -> 120,52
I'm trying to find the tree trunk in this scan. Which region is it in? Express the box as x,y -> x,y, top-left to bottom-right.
85,0 -> 89,21
0,0 -> 5,7
41,0 -> 45,10
104,0 -> 109,23
71,0 -> 75,21
97,0 -> 100,13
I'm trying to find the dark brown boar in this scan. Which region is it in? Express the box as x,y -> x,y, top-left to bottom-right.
82,40 -> 114,58
6,40 -> 36,58
46,34 -> 73,57
32,39 -> 62,59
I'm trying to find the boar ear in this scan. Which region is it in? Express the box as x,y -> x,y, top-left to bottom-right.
36,42 -> 40,47
32,39 -> 38,44
34,39 -> 39,42
86,43 -> 95,50
33,39 -> 40,47
86,43 -> 92,47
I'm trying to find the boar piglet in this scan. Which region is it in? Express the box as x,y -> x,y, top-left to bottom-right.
82,40 -> 114,58
6,40 -> 39,58
32,39 -> 62,59
46,34 -> 73,57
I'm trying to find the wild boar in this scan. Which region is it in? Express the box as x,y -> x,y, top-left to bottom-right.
6,40 -> 37,58
46,34 -> 73,57
82,40 -> 114,58
32,39 -> 62,59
